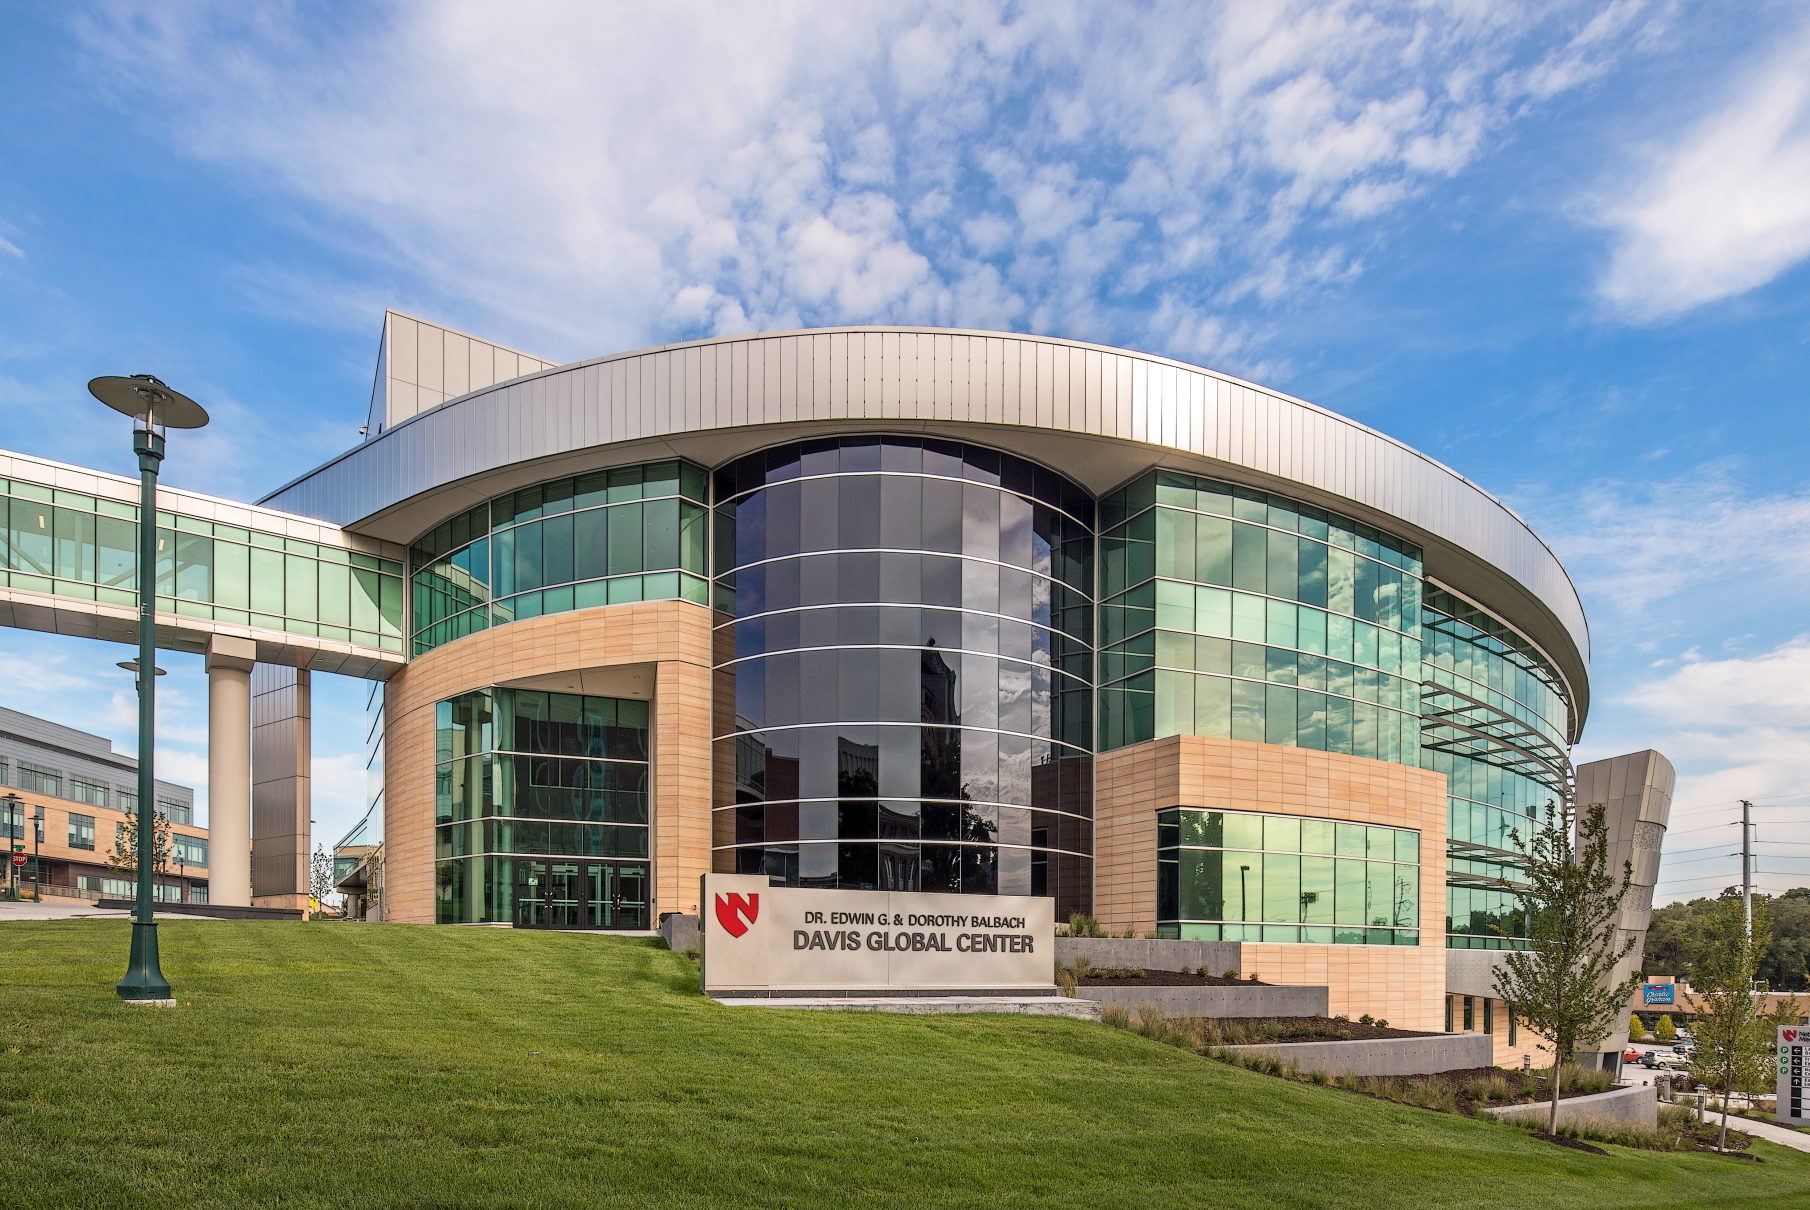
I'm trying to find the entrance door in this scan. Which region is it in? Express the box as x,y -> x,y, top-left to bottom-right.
516,859 -> 649,930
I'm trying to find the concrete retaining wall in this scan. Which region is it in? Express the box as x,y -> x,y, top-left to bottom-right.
1077,983 -> 1327,1018
1483,1084 -> 1657,1130
1056,937 -> 1241,974
1225,1032 -> 1493,1076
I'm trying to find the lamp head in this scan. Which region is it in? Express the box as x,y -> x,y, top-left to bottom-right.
88,374 -> 209,429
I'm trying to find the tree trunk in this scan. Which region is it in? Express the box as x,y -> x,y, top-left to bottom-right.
1548,1058 -> 1562,1136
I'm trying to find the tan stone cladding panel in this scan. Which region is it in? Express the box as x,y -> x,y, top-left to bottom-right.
383,601 -> 720,924
1094,735 -> 1449,1030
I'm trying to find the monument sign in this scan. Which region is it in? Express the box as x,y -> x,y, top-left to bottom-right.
700,873 -> 1056,996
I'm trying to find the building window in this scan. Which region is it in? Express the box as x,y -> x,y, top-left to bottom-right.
68,812 -> 96,851
1,797 -> 20,840
1155,808 -> 1420,945
14,761 -> 60,798
173,835 -> 208,868
116,788 -> 137,813
410,459 -> 711,656
1484,997 -> 1495,1035
1463,996 -> 1475,1031
156,799 -> 191,825
69,778 -> 109,808
1508,1005 -> 1517,1045
189,884 -> 208,904
153,883 -> 183,902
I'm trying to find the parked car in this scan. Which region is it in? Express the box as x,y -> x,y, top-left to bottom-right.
1622,1048 -> 1642,1062
1640,1054 -> 1665,1069
1673,1043 -> 1695,1055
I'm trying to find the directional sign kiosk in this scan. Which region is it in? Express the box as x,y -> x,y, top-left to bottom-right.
1781,1026 -> 1807,1126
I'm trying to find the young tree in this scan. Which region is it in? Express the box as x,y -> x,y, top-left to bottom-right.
1654,1013 -> 1677,1043
1687,898 -> 1798,1151
106,813 -> 172,877
1627,1012 -> 1646,1041
1493,802 -> 1641,1136
310,844 -> 336,913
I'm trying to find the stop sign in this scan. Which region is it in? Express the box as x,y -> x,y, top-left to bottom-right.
10,853 -> 26,867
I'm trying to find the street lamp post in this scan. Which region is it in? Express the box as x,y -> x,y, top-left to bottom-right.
88,374 -> 208,1005
1,790 -> 21,900
31,806 -> 43,901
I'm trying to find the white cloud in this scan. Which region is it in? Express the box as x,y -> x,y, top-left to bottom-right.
71,0 -> 1658,379
1595,20 -> 1810,320
1606,637 -> 1810,899
1516,462 -> 1810,641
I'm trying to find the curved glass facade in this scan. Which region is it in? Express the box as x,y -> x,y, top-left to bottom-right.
1097,469 -> 1423,763
1423,587 -> 1572,949
436,687 -> 652,926
713,436 -> 1094,916
1156,808 -> 1420,944
410,460 -> 710,654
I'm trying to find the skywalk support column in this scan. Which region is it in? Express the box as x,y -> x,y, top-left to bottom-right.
252,663 -> 312,910
204,636 -> 256,906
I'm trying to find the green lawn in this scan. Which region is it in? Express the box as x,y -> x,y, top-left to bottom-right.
3,921 -> 1807,1209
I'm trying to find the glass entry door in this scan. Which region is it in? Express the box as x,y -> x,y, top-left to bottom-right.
515,860 -> 650,930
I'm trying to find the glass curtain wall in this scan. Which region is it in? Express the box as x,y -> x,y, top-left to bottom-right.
1422,587 -> 1572,949
434,687 -> 650,925
410,461 -> 710,655
0,476 -> 404,649
713,436 -> 1094,917
1156,808 -> 1420,944
1097,470 -> 1423,763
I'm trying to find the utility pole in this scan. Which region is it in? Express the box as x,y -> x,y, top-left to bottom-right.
1739,799 -> 1754,939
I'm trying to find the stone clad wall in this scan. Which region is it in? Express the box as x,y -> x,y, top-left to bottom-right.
382,599 -> 719,924
1093,735 -> 1449,1030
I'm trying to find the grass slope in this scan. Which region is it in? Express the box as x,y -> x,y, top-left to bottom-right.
3,921 -> 1806,1210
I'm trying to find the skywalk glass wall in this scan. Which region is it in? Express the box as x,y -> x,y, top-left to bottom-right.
713,436 -> 1094,916
435,687 -> 651,927
1097,470 -> 1423,764
410,460 -> 709,654
0,476 -> 404,649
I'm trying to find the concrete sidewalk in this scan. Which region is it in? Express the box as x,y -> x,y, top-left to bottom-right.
0,901 -> 234,923
1729,1115 -> 1810,1154
0,901 -> 129,921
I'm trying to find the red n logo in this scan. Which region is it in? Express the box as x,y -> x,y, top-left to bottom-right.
715,892 -> 759,938
1787,1029 -> 1800,1043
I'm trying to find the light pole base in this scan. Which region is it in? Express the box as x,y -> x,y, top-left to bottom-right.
116,919 -> 172,1001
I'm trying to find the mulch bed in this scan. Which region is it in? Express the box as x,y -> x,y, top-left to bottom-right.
1075,968 -> 1266,987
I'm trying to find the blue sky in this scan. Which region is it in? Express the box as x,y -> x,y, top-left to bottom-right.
2,1 -> 1808,900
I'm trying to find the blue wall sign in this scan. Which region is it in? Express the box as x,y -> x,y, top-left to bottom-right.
1642,984 -> 1676,1005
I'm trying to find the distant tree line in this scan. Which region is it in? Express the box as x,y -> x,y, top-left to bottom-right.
1643,887 -> 1810,991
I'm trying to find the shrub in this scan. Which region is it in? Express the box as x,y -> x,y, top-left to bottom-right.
1628,1012 -> 1646,1040
1654,1013 -> 1677,1042
1375,1019 -> 1389,1029
1221,970 -> 1238,980
1067,913 -> 1107,938
1358,1014 -> 1375,1026
1562,1063 -> 1616,1095
1257,1021 -> 1285,1040
1462,1075 -> 1515,1104
1100,1003 -> 1130,1028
